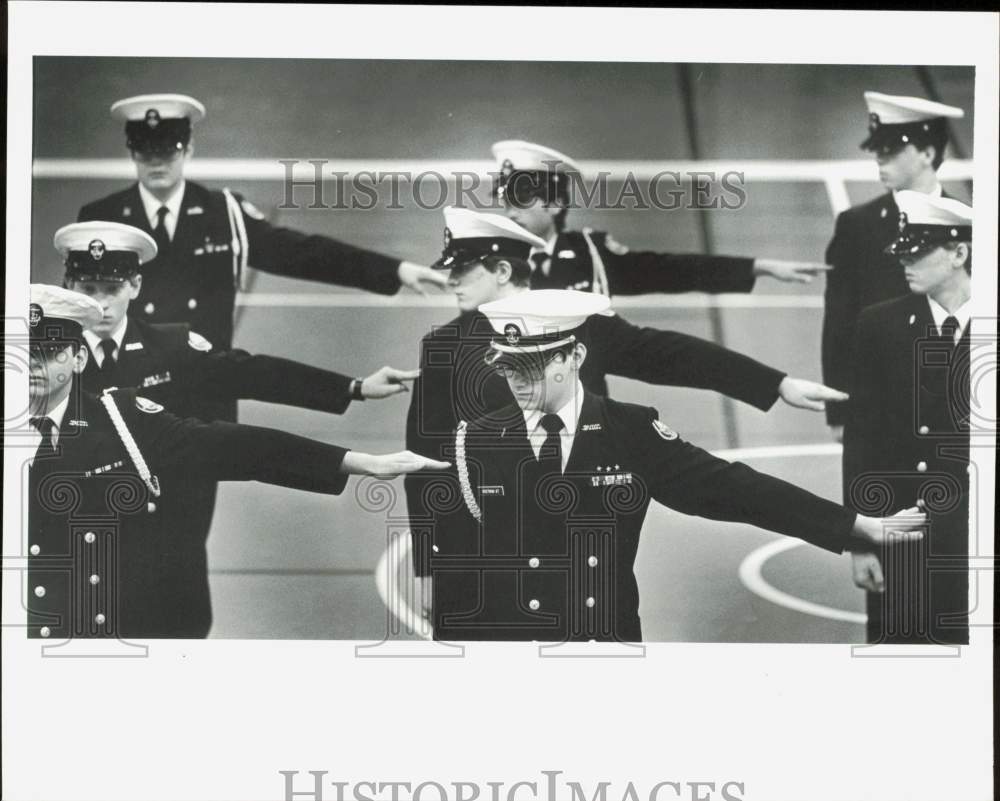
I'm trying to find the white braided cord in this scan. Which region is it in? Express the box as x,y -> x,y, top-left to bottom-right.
581,227 -> 611,296
455,421 -> 481,523
99,390 -> 161,497
222,188 -> 250,290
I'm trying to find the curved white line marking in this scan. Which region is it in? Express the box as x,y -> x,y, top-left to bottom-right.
738,538 -> 866,624
373,530 -> 433,640
729,443 -> 866,624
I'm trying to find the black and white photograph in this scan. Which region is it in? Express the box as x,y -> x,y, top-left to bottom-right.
3,5 -> 997,801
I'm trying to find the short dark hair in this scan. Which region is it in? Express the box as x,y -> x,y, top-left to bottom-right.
915,126 -> 950,170
481,255 -> 532,287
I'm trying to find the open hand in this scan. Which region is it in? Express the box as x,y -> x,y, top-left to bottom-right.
779,376 -> 849,412
398,261 -> 448,295
343,450 -> 451,479
852,506 -> 926,548
753,258 -> 832,284
362,366 -> 420,399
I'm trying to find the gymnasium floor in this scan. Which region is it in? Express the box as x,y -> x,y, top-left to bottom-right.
27,59 -> 975,642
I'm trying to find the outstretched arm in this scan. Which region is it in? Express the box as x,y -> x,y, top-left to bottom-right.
637,410 -> 923,554
117,389 -> 448,496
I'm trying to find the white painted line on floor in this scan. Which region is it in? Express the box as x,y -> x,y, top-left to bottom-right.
32,157 -> 974,183
738,538 -> 866,625
728,442 -> 865,624
234,292 -> 826,309
373,531 -> 433,641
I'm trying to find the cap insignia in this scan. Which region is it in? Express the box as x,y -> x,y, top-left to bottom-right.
443,227 -> 452,248
29,303 -> 42,327
504,324 -> 521,345
898,212 -> 908,232
89,239 -> 105,261
145,108 -> 160,128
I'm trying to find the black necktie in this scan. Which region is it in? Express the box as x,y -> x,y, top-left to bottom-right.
99,339 -> 118,373
538,413 -> 565,473
153,206 -> 170,255
30,416 -> 56,456
531,251 -> 550,276
939,316 -> 960,345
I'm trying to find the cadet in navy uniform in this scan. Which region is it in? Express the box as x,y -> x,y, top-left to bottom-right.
844,192 -> 972,645
405,210 -> 849,607
428,290 -> 924,642
24,285 -> 448,640
78,94 -> 446,357
490,140 -> 831,296
58,221 -> 419,422
822,92 -> 965,440
54,222 -> 422,636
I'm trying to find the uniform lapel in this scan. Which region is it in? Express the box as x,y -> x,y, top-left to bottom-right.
564,392 -> 603,476
125,184 -> 153,235
115,318 -> 153,388
911,293 -> 937,339
172,182 -> 195,246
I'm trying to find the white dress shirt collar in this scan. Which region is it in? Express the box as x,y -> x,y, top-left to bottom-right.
926,296 -> 971,343
83,316 -> 129,368
522,381 -> 586,473
138,180 -> 186,238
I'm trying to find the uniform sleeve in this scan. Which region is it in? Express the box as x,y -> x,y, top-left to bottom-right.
635,409 -> 856,553
174,336 -> 353,414
822,211 -> 862,426
405,335 -> 460,576
841,309 -> 886,507
597,233 -> 757,295
120,391 -> 350,495
235,193 -> 402,295
587,313 -> 784,411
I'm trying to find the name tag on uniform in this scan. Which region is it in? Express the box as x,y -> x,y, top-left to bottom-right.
557,250 -> 577,259
186,206 -> 204,215
142,371 -> 172,387
581,423 -> 602,431
479,485 -> 505,496
125,342 -> 144,352
66,419 -> 88,427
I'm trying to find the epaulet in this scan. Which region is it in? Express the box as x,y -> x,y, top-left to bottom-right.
99,388 -> 161,497
455,421 -> 482,523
